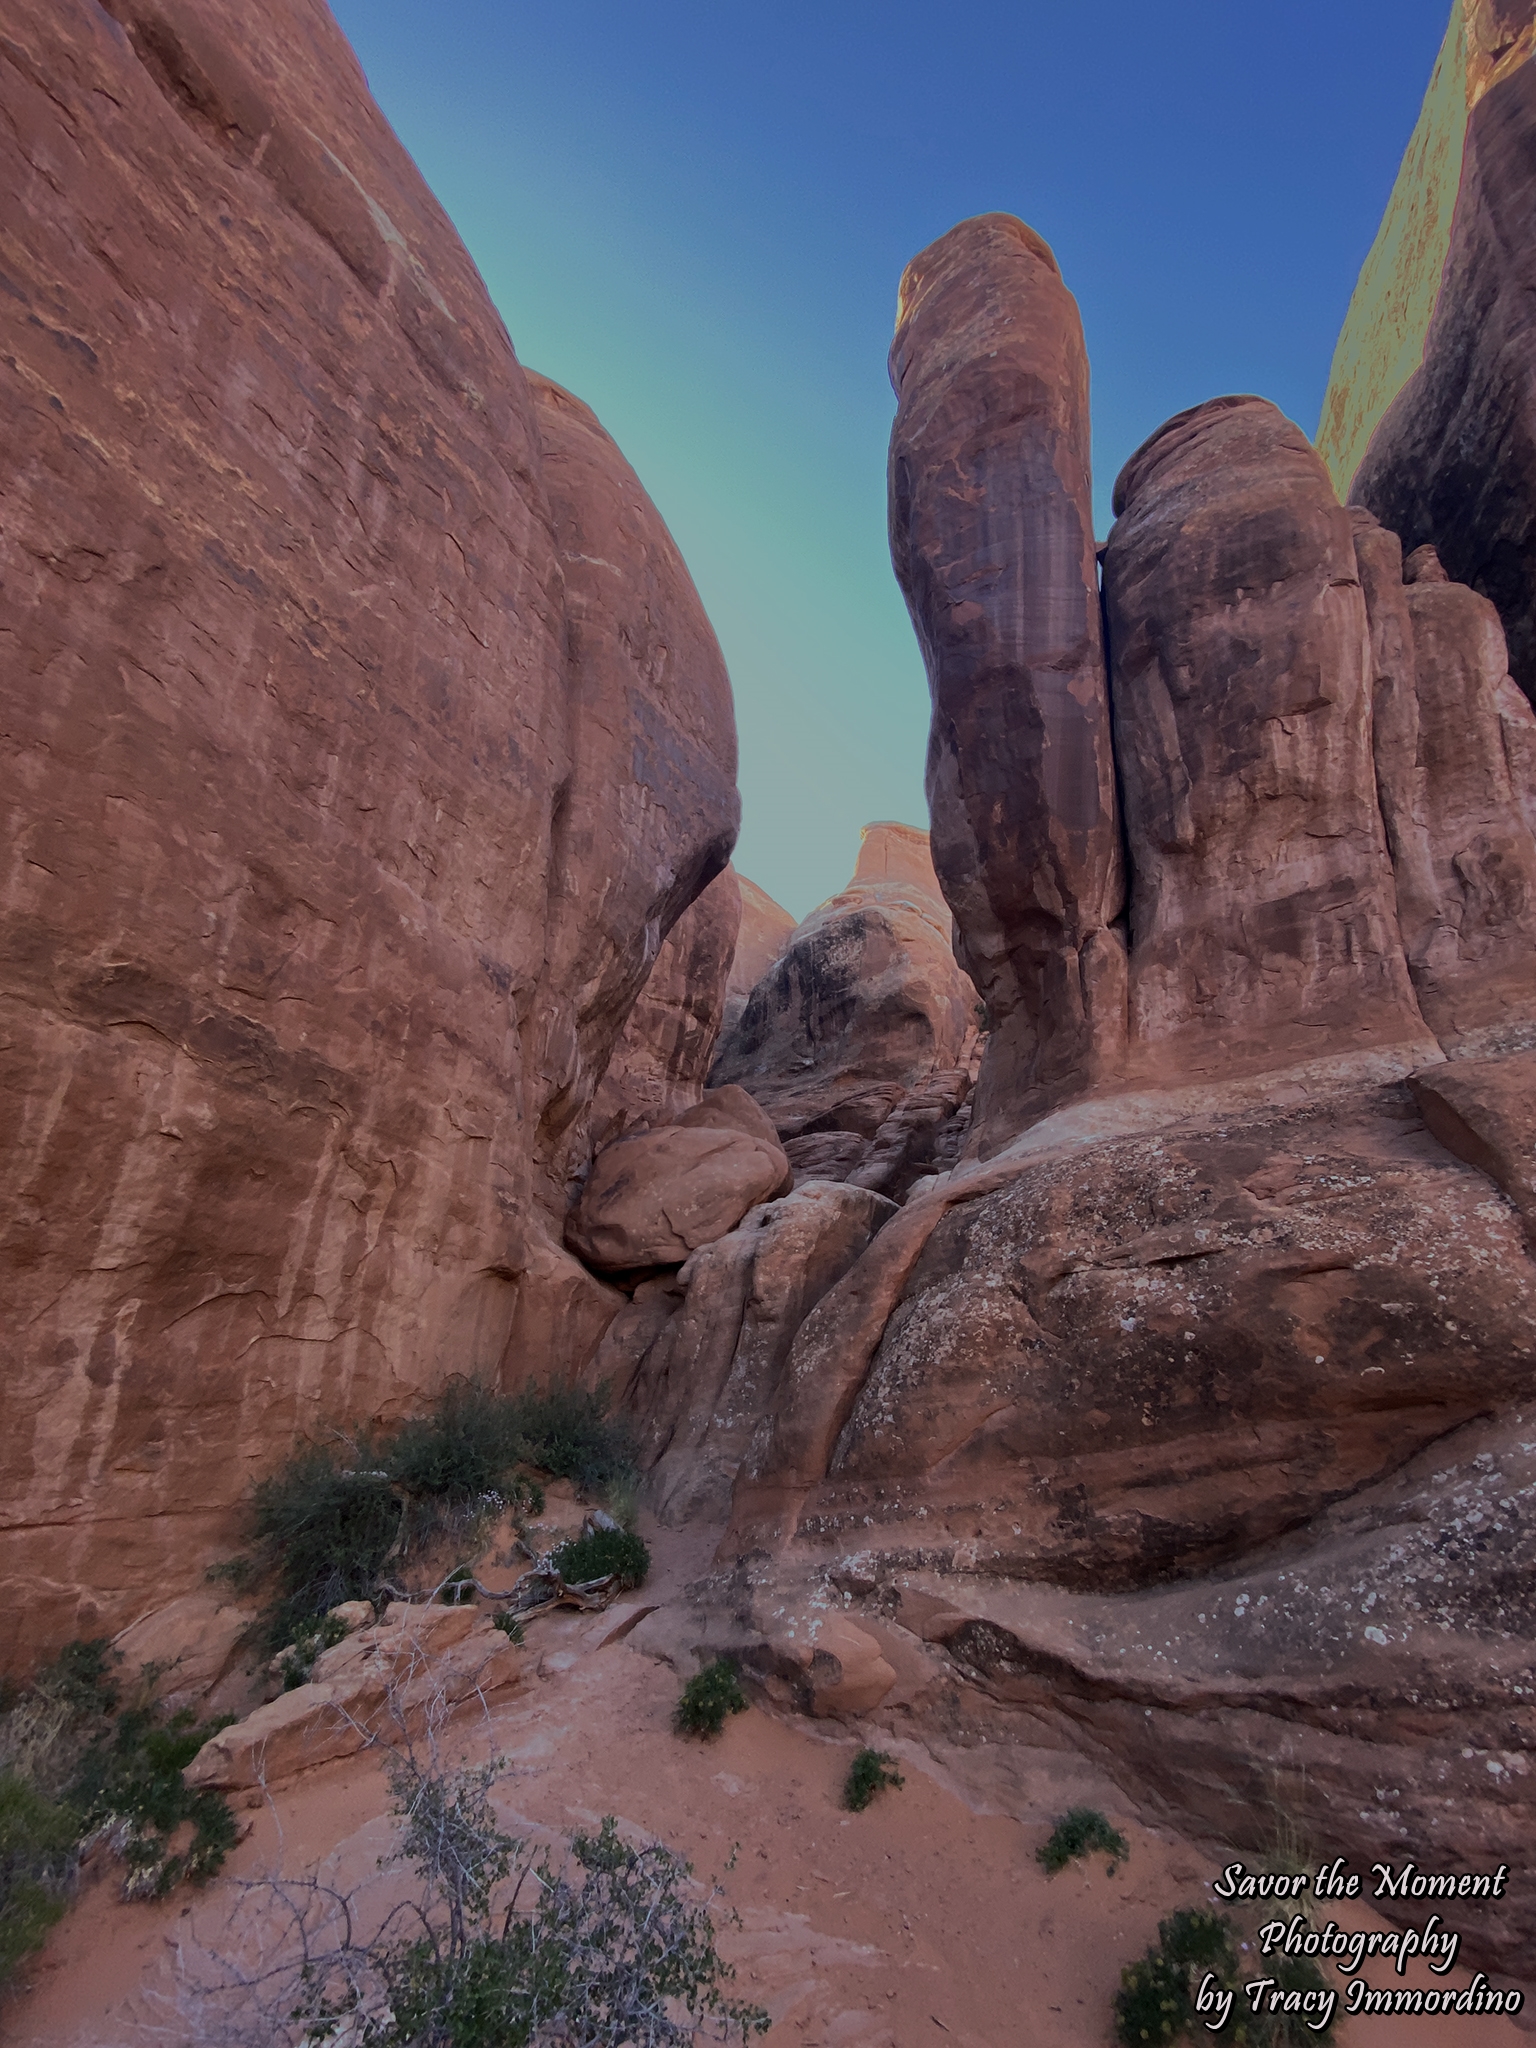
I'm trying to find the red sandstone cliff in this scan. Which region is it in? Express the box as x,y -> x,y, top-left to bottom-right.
0,0 -> 737,1653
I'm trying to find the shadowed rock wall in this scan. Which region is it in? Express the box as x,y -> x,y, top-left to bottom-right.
0,0 -> 736,1654
1344,25 -> 1536,706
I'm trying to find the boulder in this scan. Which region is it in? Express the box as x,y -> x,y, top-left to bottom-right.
566,1122 -> 790,1273
585,867 -> 743,1153
888,213 -> 1125,1145
111,1591 -> 258,1717
764,1616 -> 896,1719
1411,1049 -> 1536,1245
185,1604 -> 521,1790
782,1132 -> 871,1186
0,0 -> 736,1655
710,823 -> 977,1133
1104,397 -> 1434,1087
722,874 -> 796,1038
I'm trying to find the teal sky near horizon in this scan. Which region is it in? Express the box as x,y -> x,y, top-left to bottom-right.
330,1 -> 1452,923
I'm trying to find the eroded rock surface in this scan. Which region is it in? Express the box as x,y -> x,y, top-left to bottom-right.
0,0 -> 736,1655
710,823 -> 977,1135
566,1094 -> 790,1275
888,214 -> 1125,1145
528,372 -> 739,1194
185,1604 -> 522,1790
616,1179 -> 895,1524
722,872 -> 795,1038
585,867 -> 742,1153
1104,397 -> 1432,1086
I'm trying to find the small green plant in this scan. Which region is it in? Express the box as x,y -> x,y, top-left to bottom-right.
673,1658 -> 748,1740
550,1525 -> 650,1590
439,1565 -> 479,1608
275,1611 -> 350,1690
1037,1805 -> 1129,1876
492,1612 -> 525,1646
842,1748 -> 903,1812
68,1694 -> 237,1898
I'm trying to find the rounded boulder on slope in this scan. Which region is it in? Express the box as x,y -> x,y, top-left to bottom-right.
568,1124 -> 790,1272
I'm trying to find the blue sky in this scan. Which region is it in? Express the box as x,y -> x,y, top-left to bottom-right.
330,0 -> 1453,921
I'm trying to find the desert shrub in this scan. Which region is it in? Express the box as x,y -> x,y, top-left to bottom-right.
1037,1805 -> 1129,1876
249,1444 -> 400,1649
842,1748 -> 903,1812
492,1612 -> 526,1646
550,1525 -> 650,1590
1114,1907 -> 1335,2047
231,1378 -> 641,1646
388,1378 -> 541,1509
0,1773 -> 76,1982
673,1659 -> 748,1740
0,1641 -> 237,1980
275,1611 -> 351,1690
185,1726 -> 768,2045
68,1695 -> 237,1898
501,1380 -> 638,1498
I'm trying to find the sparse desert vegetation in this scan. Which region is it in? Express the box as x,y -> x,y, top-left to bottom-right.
0,1639 -> 236,1985
841,1747 -> 903,1812
223,1377 -> 643,1652
1038,1807 -> 1130,1878
673,1659 -> 749,1740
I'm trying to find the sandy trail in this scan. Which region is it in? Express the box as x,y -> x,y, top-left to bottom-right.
6,1519 -> 1529,2046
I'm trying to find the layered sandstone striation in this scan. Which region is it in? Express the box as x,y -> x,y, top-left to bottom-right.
709,822 -> 977,1137
888,214 -> 1125,1144
1104,397 -> 1434,1084
0,0 -> 736,1655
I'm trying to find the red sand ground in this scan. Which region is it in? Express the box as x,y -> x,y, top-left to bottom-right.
7,1518 -> 1530,2046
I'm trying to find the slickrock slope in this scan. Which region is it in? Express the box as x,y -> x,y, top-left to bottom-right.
721,870 -> 795,1038
0,0 -> 735,1655
888,214 -> 1125,1146
710,823 -> 977,1139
